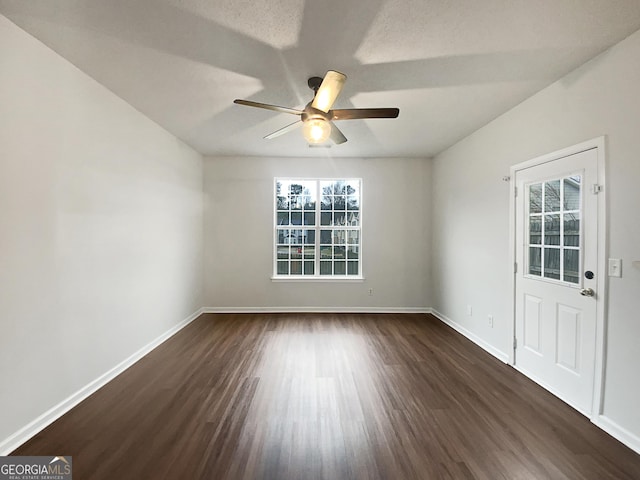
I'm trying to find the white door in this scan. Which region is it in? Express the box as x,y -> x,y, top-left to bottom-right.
514,148 -> 599,416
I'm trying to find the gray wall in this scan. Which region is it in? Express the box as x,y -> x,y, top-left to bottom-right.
0,15 -> 204,447
204,156 -> 431,311
431,28 -> 640,448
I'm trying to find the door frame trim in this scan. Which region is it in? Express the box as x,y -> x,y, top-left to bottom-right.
507,136 -> 607,419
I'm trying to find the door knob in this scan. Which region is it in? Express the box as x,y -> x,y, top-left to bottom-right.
579,288 -> 595,297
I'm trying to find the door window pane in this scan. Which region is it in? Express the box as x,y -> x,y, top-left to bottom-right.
544,248 -> 561,280
529,183 -> 542,214
529,247 -> 542,276
564,250 -> 580,284
544,180 -> 561,212
544,215 -> 561,245
563,176 -> 581,210
529,217 -> 542,244
564,213 -> 580,247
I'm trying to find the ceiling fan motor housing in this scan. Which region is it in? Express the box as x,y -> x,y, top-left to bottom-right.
302,105 -> 331,123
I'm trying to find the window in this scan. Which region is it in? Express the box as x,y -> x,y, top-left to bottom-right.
275,178 -> 361,278
526,175 -> 581,284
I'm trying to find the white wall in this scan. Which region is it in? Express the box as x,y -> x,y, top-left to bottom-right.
431,28 -> 640,447
204,156 -> 430,310
0,15 -> 203,447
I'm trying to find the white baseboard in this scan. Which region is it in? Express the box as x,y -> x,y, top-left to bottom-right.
202,306 -> 431,314
593,415 -> 640,455
430,309 -> 509,363
0,308 -> 204,456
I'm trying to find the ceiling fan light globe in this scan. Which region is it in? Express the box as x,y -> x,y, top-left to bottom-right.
303,119 -> 331,144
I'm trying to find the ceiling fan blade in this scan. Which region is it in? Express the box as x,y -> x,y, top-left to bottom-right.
331,108 -> 399,120
329,122 -> 347,145
234,99 -> 303,116
311,70 -> 346,113
264,120 -> 303,139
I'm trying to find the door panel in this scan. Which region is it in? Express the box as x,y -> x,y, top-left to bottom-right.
514,148 -> 598,416
556,303 -> 580,372
523,294 -> 542,353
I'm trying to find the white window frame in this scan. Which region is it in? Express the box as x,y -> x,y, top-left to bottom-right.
272,178 -> 364,282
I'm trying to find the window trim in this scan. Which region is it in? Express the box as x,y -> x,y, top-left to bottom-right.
272,177 -> 364,281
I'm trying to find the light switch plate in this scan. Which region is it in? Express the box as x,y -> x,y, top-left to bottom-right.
608,258 -> 622,277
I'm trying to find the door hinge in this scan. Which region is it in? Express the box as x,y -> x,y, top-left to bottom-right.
514,262 -> 518,274
591,184 -> 603,194
514,186 -> 518,197
513,338 -> 518,349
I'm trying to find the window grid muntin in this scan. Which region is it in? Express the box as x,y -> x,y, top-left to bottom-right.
275,178 -> 361,277
526,175 -> 581,285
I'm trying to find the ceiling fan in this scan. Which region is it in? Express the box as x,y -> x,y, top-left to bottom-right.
234,70 -> 399,146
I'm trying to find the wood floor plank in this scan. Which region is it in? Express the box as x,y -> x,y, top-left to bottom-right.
11,313 -> 640,479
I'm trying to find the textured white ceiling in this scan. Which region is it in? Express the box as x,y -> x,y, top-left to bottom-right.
2,0 -> 640,158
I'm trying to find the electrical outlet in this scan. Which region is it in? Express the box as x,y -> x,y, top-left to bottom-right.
488,315 -> 494,328
368,288 -> 374,296
466,305 -> 472,316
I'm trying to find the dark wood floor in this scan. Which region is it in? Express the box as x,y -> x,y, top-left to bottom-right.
12,313 -> 640,479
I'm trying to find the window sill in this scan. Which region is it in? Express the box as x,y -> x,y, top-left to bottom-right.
271,276 -> 365,283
